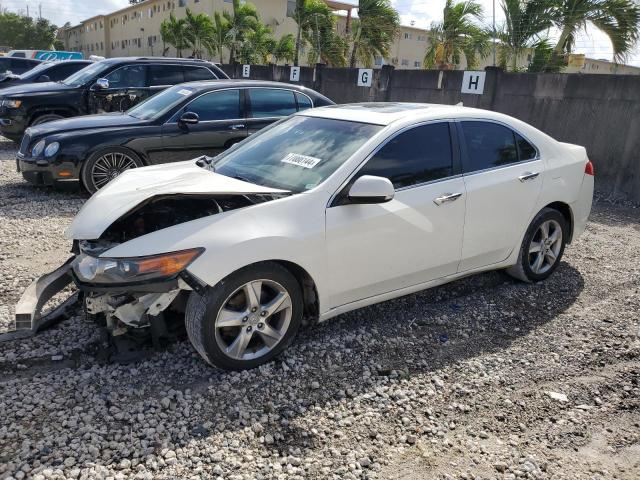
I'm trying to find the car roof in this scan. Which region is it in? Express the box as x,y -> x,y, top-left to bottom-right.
177,79 -> 321,93
102,57 -> 215,65
301,102 -> 512,126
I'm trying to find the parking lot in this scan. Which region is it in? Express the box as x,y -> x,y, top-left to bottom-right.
0,135 -> 638,479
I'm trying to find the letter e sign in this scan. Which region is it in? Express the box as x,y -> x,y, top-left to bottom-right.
357,68 -> 373,87
242,65 -> 250,78
290,66 -> 300,82
461,71 -> 485,94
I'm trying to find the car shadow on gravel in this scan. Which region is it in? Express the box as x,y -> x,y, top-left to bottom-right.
0,260 -> 585,472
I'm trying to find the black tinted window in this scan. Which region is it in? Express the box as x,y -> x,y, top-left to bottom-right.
295,92 -> 312,111
248,89 -> 297,118
185,89 -> 240,121
183,66 -> 216,81
148,65 -> 184,86
461,122 -> 518,172
105,65 -> 146,88
49,63 -> 86,81
516,133 -> 537,160
358,123 -> 453,189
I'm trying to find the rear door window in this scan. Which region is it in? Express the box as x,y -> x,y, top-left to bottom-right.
357,122 -> 454,189
248,88 -> 297,118
184,89 -> 241,121
461,121 -> 519,173
295,92 -> 313,111
49,63 -> 85,81
148,64 -> 184,86
183,66 -> 217,81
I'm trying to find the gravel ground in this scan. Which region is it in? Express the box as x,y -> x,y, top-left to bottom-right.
0,137 -> 639,480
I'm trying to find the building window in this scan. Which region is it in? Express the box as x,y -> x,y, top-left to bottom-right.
414,61 -> 421,68
417,35 -> 425,41
286,0 -> 296,17
404,32 -> 412,40
401,59 -> 409,66
374,56 -> 383,66
179,0 -> 186,6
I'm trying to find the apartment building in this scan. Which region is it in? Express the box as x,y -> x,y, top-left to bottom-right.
564,55 -> 640,75
62,0 -> 356,63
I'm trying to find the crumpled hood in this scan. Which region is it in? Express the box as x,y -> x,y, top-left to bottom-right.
67,159 -> 287,240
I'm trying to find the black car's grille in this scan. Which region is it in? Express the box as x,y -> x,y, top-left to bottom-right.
19,134 -> 30,156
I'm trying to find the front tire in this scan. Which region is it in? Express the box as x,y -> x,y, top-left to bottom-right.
185,262 -> 303,370
81,148 -> 143,194
506,208 -> 567,283
30,114 -> 64,126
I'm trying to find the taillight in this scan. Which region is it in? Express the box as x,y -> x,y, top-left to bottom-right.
585,160 -> 594,176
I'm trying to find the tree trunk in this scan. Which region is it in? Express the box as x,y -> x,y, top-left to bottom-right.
294,22 -> 302,66
554,25 -> 572,56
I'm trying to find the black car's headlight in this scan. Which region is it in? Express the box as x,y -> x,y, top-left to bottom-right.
73,248 -> 204,285
1,99 -> 22,108
32,139 -> 46,157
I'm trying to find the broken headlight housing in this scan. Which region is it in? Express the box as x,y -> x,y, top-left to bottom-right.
73,248 -> 204,285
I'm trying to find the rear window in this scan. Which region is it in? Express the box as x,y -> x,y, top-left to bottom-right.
184,66 -> 216,81
148,64 -> 184,86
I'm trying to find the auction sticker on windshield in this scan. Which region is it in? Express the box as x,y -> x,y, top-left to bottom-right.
281,153 -> 322,169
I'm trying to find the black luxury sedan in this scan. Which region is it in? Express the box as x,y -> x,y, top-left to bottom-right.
0,57 -> 41,78
0,57 -> 228,142
17,80 -> 333,192
0,60 -> 92,91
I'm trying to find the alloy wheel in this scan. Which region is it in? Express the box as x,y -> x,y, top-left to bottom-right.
91,152 -> 138,190
528,219 -> 563,275
214,279 -> 293,361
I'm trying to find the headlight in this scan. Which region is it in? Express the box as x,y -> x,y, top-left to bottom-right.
2,99 -> 22,108
31,139 -> 46,157
44,142 -> 60,157
73,248 -> 204,285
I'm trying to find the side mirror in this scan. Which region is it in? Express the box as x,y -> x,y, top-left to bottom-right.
347,175 -> 395,204
91,78 -> 109,91
179,111 -> 200,125
37,75 -> 50,83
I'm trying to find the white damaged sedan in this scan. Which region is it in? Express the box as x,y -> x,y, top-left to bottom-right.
15,103 -> 594,369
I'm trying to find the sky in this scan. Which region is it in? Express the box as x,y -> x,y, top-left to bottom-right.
1,0 -> 639,66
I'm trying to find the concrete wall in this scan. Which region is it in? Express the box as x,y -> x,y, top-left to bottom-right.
224,64 -> 640,201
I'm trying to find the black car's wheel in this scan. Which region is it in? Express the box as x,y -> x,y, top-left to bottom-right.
185,262 -> 303,370
506,207 -> 568,283
30,114 -> 64,126
81,147 -> 143,194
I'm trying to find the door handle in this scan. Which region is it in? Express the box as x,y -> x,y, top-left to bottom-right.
433,192 -> 463,206
518,172 -> 539,182
229,124 -> 245,130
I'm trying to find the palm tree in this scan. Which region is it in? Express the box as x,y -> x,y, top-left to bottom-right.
349,0 -> 400,68
160,13 -> 191,58
307,18 -> 348,66
292,0 -> 334,66
240,23 -> 276,64
550,0 -> 640,62
499,0 -> 555,71
273,34 -> 296,64
423,0 -> 490,70
223,0 -> 260,64
184,8 -> 214,59
204,12 -> 230,63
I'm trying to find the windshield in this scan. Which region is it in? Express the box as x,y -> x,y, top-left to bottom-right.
18,62 -> 51,79
128,85 -> 194,120
62,61 -> 110,87
213,115 -> 382,192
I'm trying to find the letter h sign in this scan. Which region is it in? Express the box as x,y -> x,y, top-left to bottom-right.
461,71 -> 486,95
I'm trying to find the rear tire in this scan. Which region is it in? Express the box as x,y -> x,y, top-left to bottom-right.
30,114 -> 64,126
81,147 -> 143,194
506,208 -> 567,283
185,262 -> 303,370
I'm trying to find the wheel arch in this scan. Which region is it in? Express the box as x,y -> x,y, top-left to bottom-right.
542,201 -> 574,244
28,107 -> 76,125
219,259 -> 320,324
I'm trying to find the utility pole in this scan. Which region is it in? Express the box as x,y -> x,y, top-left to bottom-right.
26,4 -> 30,18
492,0 -> 496,66
39,2 -> 42,19
492,0 -> 498,67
